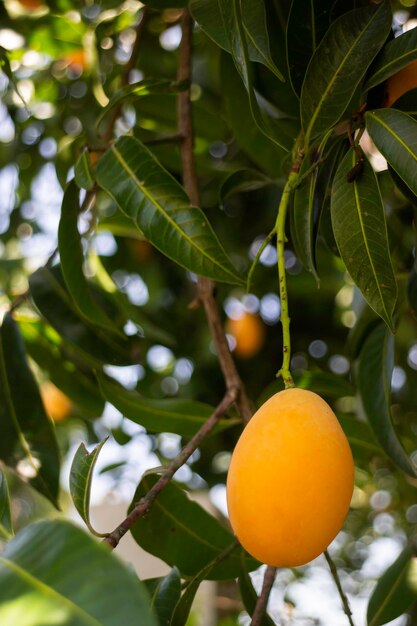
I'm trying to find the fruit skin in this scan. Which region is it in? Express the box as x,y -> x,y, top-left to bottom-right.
385,60 -> 417,107
226,313 -> 266,359
41,381 -> 72,423
226,388 -> 354,567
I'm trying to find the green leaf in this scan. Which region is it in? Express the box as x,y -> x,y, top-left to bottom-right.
239,556 -> 275,626
130,475 -> 255,580
170,543 -> 238,626
240,0 -> 284,81
0,519 -> 157,626
0,313 -> 60,508
219,169 -> 275,204
292,135 -> 332,279
337,414 -> 381,457
330,149 -> 397,331
286,0 -> 332,95
74,149 -> 95,191
367,544 -> 417,626
69,438 -> 109,536
97,374 -> 238,438
301,1 -> 391,145
190,0 -> 284,80
358,323 -> 417,477
364,28 -> 417,92
58,181 -> 118,333
96,79 -> 181,130
19,318 -> 105,419
366,108 -> 417,198
96,136 -> 243,286
145,568 -> 182,626
29,266 -> 138,367
0,470 -> 13,540
220,54 -> 288,176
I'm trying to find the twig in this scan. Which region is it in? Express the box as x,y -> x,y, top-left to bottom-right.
103,387 -> 238,549
177,9 -> 252,424
250,565 -> 277,626
275,173 -> 298,388
324,550 -> 355,626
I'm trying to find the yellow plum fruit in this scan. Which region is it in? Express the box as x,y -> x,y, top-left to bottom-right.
226,388 -> 354,567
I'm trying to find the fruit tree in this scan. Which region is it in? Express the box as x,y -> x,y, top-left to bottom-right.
1,0 -> 417,625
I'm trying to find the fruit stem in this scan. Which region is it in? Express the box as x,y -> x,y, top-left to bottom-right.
275,171 -> 298,389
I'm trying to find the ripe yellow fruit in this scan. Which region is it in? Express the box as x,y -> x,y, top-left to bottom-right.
385,60 -> 417,107
226,388 -> 354,567
226,313 -> 266,359
41,381 -> 72,423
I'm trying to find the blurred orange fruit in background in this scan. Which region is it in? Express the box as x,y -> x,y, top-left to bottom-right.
226,312 -> 266,359
385,59 -> 417,107
41,381 -> 72,423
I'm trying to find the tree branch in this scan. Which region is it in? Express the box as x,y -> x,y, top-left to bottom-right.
324,550 -> 355,626
250,565 -> 277,626
103,387 -> 238,549
177,9 -> 252,424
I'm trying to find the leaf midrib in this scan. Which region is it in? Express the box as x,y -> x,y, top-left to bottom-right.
0,558 -> 101,626
111,146 -> 239,283
352,160 -> 391,324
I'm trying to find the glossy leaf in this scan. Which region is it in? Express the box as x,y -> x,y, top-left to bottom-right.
292,138 -> 331,279
331,149 -> 397,331
364,28 -> 417,91
367,545 -> 417,626
58,181 -> 118,332
170,543 -> 239,626
29,266 -> 138,366
19,318 -> 105,418
0,519 -> 157,626
145,568 -> 182,626
286,0 -> 332,95
0,470 -> 13,540
220,169 -> 275,204
130,475 -> 254,580
358,323 -> 417,477
97,374 -> 238,438
239,556 -> 276,626
240,0 -> 284,81
301,1 -> 391,144
190,0 -> 284,80
69,438 -> 108,535
74,149 -> 95,190
96,136 -> 243,285
0,313 -> 60,508
220,54 -> 288,176
366,108 -> 417,197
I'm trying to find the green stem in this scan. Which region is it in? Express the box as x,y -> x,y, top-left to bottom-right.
275,170 -> 299,388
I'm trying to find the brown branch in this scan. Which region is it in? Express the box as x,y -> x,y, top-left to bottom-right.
177,9 -> 252,424
103,387 -> 238,549
102,6 -> 150,144
250,565 -> 277,626
324,550 -> 355,626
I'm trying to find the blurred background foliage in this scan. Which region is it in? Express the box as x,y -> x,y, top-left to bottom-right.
2,0 -> 417,624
